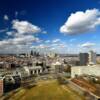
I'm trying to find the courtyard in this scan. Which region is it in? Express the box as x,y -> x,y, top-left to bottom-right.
4,79 -> 85,100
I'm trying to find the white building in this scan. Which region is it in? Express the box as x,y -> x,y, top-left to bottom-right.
71,65 -> 100,78
13,66 -> 42,78
88,50 -> 96,65
51,61 -> 62,73
28,66 -> 42,75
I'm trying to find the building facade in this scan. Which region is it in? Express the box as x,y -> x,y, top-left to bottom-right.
88,50 -> 96,65
71,65 -> 100,78
79,53 -> 89,66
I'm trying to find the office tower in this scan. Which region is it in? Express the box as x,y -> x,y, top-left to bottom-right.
88,50 -> 96,65
79,53 -> 89,66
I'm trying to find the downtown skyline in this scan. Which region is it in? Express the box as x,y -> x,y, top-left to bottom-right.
0,0 -> 100,54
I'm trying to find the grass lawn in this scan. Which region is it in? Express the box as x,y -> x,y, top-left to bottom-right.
7,80 -> 85,100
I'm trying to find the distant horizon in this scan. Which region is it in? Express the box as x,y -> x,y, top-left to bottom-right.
0,52 -> 100,56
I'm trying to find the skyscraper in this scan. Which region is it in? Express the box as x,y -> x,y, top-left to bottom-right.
88,50 -> 96,65
79,53 -> 89,66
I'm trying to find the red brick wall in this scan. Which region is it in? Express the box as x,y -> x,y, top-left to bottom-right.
0,80 -> 3,96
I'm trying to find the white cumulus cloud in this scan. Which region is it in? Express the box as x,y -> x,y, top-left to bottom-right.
12,20 -> 41,36
81,42 -> 95,48
52,39 -> 61,43
0,19 -> 44,54
4,15 -> 9,20
42,31 -> 47,34
45,40 -> 50,43
60,8 -> 100,35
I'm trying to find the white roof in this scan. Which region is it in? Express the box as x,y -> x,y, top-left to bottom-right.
52,61 -> 61,65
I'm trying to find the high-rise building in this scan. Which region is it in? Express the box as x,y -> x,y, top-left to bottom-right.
88,50 -> 96,65
30,50 -> 33,56
79,53 -> 89,66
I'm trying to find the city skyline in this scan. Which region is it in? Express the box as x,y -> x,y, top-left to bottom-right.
0,0 -> 100,54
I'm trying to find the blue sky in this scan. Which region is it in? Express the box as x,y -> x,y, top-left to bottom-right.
0,0 -> 100,54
